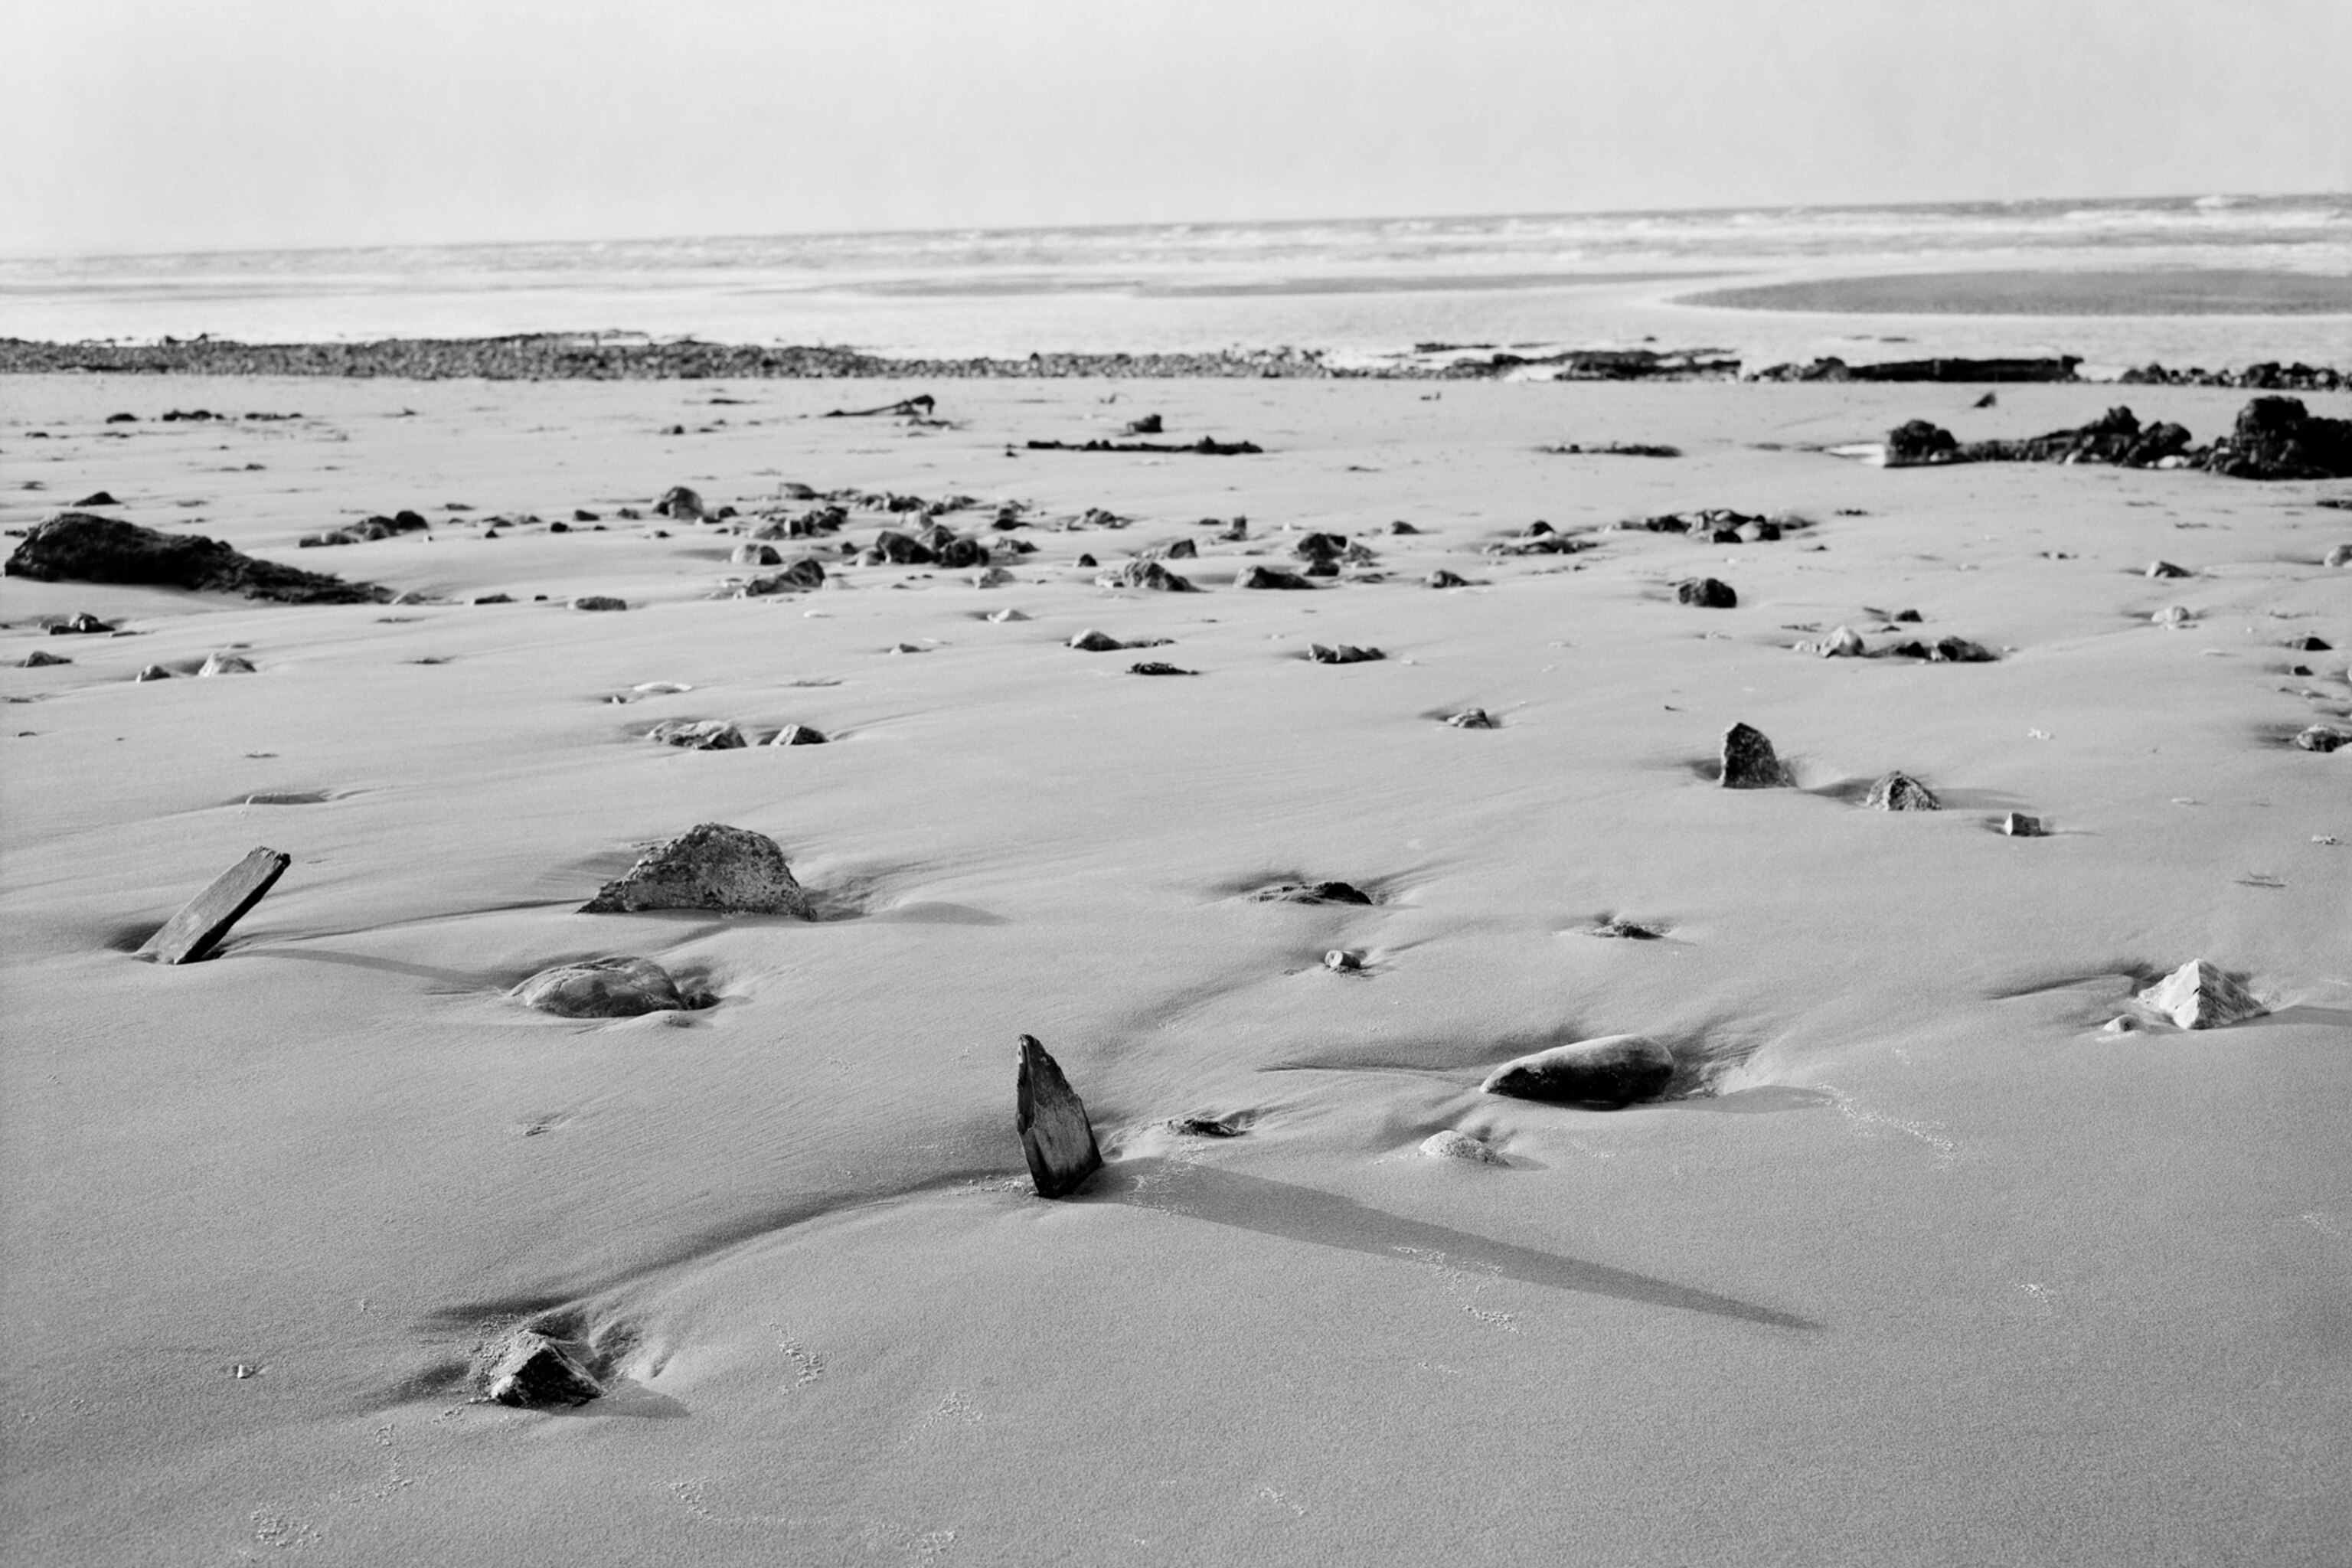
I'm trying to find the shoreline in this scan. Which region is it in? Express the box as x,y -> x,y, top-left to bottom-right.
0,334 -> 2346,387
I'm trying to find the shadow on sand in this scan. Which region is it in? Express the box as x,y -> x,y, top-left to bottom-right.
1086,1157 -> 1821,1332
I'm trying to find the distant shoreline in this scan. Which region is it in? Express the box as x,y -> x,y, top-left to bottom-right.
1680,267 -> 2352,317
0,335 -> 2344,388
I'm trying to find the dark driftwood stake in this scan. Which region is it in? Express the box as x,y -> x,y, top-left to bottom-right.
1015,1034 -> 1102,1198
136,848 -> 290,964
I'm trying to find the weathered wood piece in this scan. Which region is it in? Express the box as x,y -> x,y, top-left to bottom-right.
1015,1034 -> 1102,1199
136,847 -> 291,964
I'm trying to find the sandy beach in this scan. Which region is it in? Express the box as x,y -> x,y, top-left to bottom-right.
4,370 -> 2349,1565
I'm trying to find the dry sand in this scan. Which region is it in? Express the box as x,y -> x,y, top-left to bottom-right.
3,373 -> 2348,1566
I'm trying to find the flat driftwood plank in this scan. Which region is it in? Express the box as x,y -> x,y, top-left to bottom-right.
136,848 -> 291,964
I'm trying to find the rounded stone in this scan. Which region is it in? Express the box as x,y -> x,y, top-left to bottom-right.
511,956 -> 688,1018
1480,1034 -> 1676,1108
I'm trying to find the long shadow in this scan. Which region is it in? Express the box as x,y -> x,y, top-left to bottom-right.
1089,1158 -> 1821,1332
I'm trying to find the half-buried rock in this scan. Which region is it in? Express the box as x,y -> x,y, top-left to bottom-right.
769,724 -> 827,746
1015,1034 -> 1102,1198
1676,577 -> 1737,609
136,846 -> 292,964
482,1328 -> 603,1408
1865,771 -> 1941,810
580,823 -> 813,916
647,718 -> 746,750
511,956 -> 688,1018
5,513 -> 384,604
1481,1034 -> 1675,1108
2137,960 -> 2265,1030
1419,1129 -> 1506,1165
1720,722 -> 1789,788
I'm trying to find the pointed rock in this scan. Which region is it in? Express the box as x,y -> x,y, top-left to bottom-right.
482,1329 -> 603,1407
580,823 -> 812,916
2146,560 -> 2190,578
136,847 -> 291,964
512,956 -> 688,1018
1719,722 -> 1788,788
1068,629 -> 1125,652
1015,1035 -> 1102,1198
2137,960 -> 2265,1030
1821,626 -> 1867,658
1419,1129 -> 1506,1165
1237,564 -> 1314,590
1480,1034 -> 1675,1108
769,724 -> 827,746
1865,771 -> 1941,810
198,652 -> 256,676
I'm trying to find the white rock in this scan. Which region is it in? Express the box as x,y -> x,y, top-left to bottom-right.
1419,1129 -> 1506,1165
2136,959 -> 2265,1030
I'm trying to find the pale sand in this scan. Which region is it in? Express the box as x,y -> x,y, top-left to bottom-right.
3,374 -> 2349,1566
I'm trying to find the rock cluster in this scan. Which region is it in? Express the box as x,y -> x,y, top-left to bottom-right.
1883,398 -> 2352,480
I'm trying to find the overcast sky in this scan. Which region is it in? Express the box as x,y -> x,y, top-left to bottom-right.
5,0 -> 2348,257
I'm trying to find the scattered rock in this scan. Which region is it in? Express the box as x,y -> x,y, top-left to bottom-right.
1307,642 -> 1383,664
648,719 -> 746,750
653,485 -> 706,520
973,567 -> 1016,588
1929,636 -> 1997,663
741,558 -> 826,594
1719,722 -> 1789,789
1251,880 -> 1373,906
1676,577 -> 1737,609
136,847 -> 291,964
732,542 -> 783,567
1426,570 -> 1468,589
1388,521 -> 1420,534
1445,708 -> 1496,729
1589,918 -> 1662,939
1068,629 -> 1126,652
769,724 -> 827,746
135,664 -> 172,681
1480,1034 -> 1675,1108
299,512 -> 429,547
473,593 -> 513,605
1096,558 -> 1199,593
573,596 -> 628,612
2285,634 -> 2333,652
1419,1129 -> 1506,1165
2137,959 -> 2265,1030
2101,1017 -> 2138,1035
482,1329 -> 603,1408
1169,1113 -> 1249,1138
1015,1034 -> 1102,1199
197,652 -> 256,677
511,956 -> 688,1018
5,514 -> 384,603
1128,661 -> 1195,676
1073,553 -> 1098,569
1821,626 -> 1867,658
74,491 -> 121,506
1324,949 -> 1364,972
580,822 -> 812,916
1865,771 -> 1941,811
46,612 -> 113,635
2146,560 -> 2190,578
2000,812 -> 2045,837
2152,605 -> 2196,629
2324,543 -> 2351,568
19,649 -> 69,667
1122,413 -> 1164,435
2294,724 -> 2349,753
986,607 -> 1030,622
1294,532 -> 1348,563
1237,564 -> 1314,590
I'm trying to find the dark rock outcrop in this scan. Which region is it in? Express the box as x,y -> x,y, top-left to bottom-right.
1307,642 -> 1383,664
2198,397 -> 2352,480
5,514 -> 385,603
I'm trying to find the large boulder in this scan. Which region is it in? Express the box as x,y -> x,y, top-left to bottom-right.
1480,1034 -> 1675,1108
4,513 -> 385,603
511,956 -> 689,1018
580,823 -> 813,916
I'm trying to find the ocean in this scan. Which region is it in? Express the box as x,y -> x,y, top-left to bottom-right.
5,194 -> 2349,371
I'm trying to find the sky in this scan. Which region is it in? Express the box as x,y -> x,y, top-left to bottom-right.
5,0 -> 2349,258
